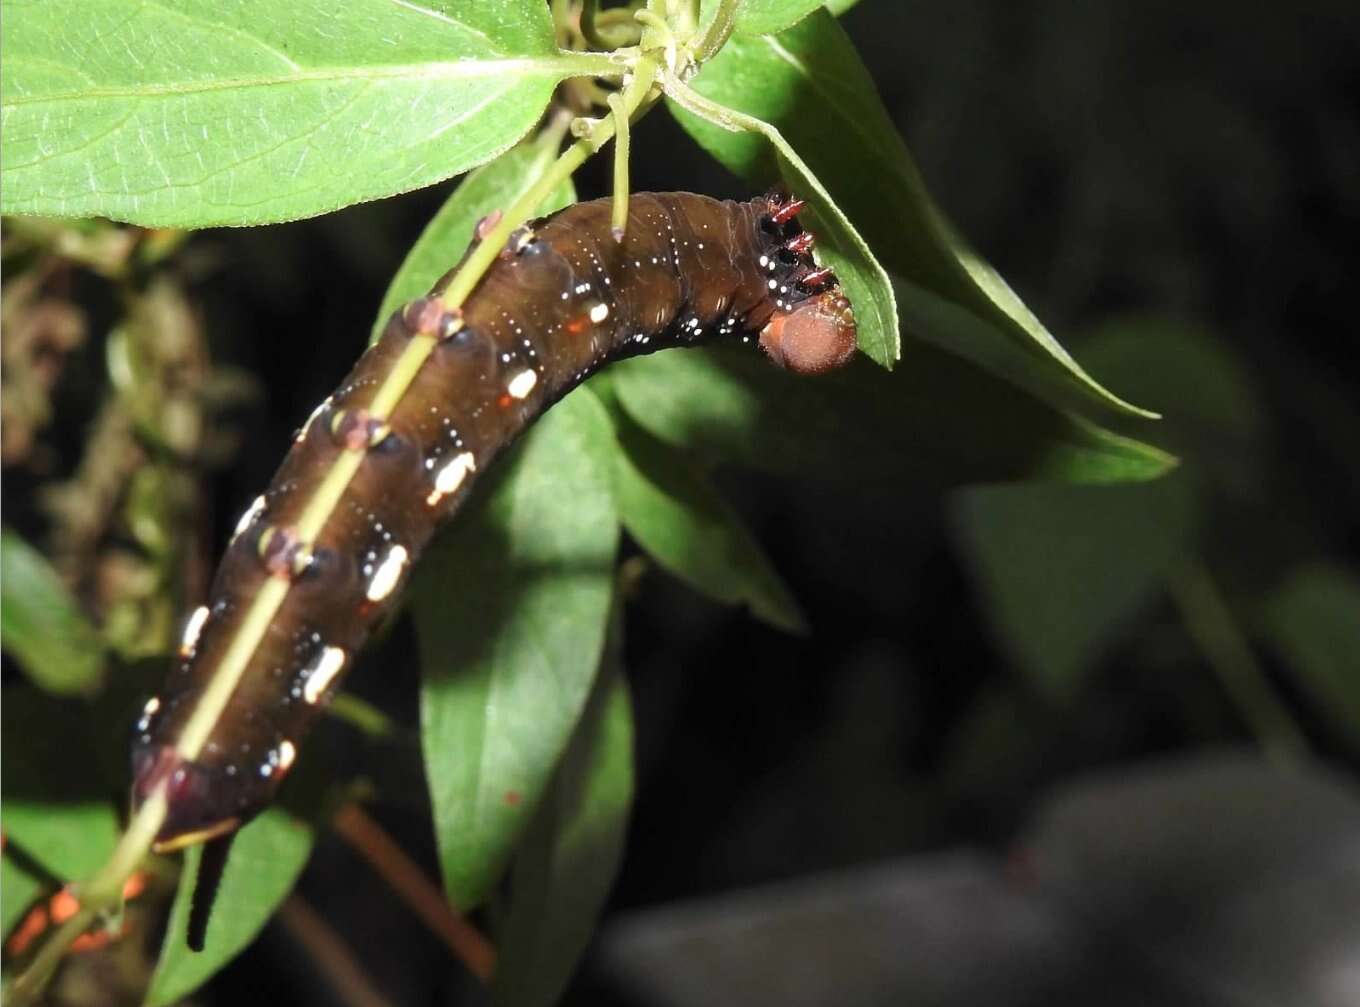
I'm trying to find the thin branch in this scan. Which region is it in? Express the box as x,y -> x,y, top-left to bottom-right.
331,804 -> 495,983
608,91 -> 632,240
1168,562 -> 1309,763
278,895 -> 394,1007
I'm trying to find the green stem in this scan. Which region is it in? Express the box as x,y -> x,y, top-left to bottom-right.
596,7 -> 644,45
328,692 -> 401,740
1168,562 -> 1309,763
439,56 -> 659,310
581,0 -> 638,50
552,51 -> 630,78
608,91 -> 632,238
8,790 -> 168,1006
691,0 -> 740,63
661,68 -> 764,133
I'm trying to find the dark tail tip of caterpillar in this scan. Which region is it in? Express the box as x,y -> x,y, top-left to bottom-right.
758,291 -> 858,376
187,833 -> 236,951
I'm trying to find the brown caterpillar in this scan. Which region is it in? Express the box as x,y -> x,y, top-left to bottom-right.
131,192 -> 857,853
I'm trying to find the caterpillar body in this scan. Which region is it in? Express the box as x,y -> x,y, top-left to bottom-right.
131,191 -> 857,852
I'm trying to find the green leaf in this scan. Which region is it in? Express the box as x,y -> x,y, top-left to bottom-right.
371,138 -> 577,343
0,688 -> 120,881
1079,318 -> 1265,496
1263,564 -> 1360,748
612,346 -> 1175,488
950,476 -> 1196,700
1,0 -> 605,227
492,608 -> 633,1007
415,388 -> 619,910
671,10 -> 1151,418
0,529 -> 104,695
731,0 -> 829,36
612,417 -> 805,633
145,809 -> 315,1006
2,849 -> 48,940
664,79 -> 898,368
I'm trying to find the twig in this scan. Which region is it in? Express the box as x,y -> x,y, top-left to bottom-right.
278,895 -> 394,1007
331,804 -> 496,983
1168,562 -> 1309,763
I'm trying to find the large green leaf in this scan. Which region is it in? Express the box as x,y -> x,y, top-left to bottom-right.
611,346 -> 1174,488
0,530 -> 105,695
492,610 -> 633,1007
950,476 -> 1196,700
0,0 -> 605,227
612,417 -> 805,633
145,809 -> 315,1006
0,688 -> 120,881
371,137 -> 576,343
671,9 -> 1150,418
1263,564 -> 1360,749
415,389 -> 619,910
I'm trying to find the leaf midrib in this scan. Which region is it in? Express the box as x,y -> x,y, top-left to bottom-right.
0,55 -> 590,107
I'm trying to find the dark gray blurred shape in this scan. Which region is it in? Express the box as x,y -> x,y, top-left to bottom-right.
1025,753 -> 1360,1007
597,754 -> 1360,1007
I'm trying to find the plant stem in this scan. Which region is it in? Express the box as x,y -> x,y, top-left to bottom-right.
327,692 -> 401,740
691,0 -> 741,63
278,895 -> 394,1007
1168,562 -> 1309,763
7,790 -> 168,1005
439,56 -> 659,311
608,91 -> 632,238
332,805 -> 495,983
581,0 -> 638,50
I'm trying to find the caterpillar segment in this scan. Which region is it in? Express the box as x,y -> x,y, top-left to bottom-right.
131,192 -> 858,852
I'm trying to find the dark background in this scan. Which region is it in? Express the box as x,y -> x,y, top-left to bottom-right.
9,1 -> 1360,1004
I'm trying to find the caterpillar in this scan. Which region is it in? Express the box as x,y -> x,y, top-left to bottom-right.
130,191 -> 857,854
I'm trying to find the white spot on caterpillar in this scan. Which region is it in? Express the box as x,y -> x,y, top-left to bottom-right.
233,495 -> 267,539
136,695 -> 161,731
278,739 -> 296,771
507,369 -> 538,400
768,279 -> 778,289
303,645 -> 347,705
589,302 -> 610,323
365,545 -> 408,603
426,451 -> 477,507
759,255 -> 769,267
179,605 -> 210,656
296,397 -> 331,444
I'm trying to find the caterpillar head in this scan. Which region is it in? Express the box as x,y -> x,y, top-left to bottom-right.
759,290 -> 858,375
